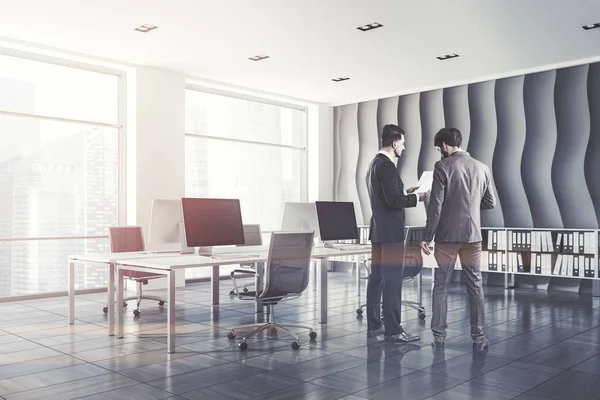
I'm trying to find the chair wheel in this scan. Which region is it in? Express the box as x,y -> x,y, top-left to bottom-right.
133,309 -> 140,317
291,342 -> 300,350
356,308 -> 363,316
103,306 -> 108,314
239,342 -> 248,350
227,332 -> 236,340
229,290 -> 235,296
123,302 -> 128,307
158,301 -> 165,306
243,287 -> 249,292
418,311 -> 426,320
309,332 -> 317,340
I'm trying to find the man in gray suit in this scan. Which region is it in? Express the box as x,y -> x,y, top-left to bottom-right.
420,127 -> 496,351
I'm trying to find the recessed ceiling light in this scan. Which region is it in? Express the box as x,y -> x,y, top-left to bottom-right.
357,22 -> 383,32
332,77 -> 350,82
436,53 -> 460,60
134,24 -> 158,33
249,55 -> 270,61
582,22 -> 600,30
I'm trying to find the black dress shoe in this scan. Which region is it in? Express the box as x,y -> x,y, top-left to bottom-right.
385,331 -> 420,342
473,337 -> 489,352
431,339 -> 445,349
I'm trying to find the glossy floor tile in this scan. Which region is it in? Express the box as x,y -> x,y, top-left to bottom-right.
0,271 -> 599,399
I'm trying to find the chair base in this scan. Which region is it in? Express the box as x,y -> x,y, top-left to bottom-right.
356,301 -> 426,320
103,281 -> 167,316
229,322 -> 317,350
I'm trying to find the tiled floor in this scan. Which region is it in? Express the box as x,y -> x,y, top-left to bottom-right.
1,270 -> 600,400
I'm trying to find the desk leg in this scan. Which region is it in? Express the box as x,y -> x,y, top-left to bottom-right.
318,259 -> 328,324
417,269 -> 423,306
116,267 -> 125,339
255,262 -> 264,315
211,265 -> 219,305
356,259 -> 362,310
68,261 -> 75,325
167,270 -> 176,354
107,262 -> 115,336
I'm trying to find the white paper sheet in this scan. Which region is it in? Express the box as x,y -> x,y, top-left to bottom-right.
415,171 -> 433,193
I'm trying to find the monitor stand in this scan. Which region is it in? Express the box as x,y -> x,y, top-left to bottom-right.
196,246 -> 214,256
323,241 -> 367,250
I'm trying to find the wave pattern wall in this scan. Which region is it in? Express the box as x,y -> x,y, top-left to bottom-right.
443,85 -> 471,149
467,81 -> 504,227
333,61 -> 600,233
494,76 -> 533,228
553,65 -> 596,229
356,101 -> 379,224
586,63 -> 600,228
397,94 -> 425,226
522,71 -> 563,228
418,90 -> 445,178
336,104 -> 363,223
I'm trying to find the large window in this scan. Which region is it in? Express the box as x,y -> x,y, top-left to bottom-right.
185,89 -> 306,278
0,53 -> 121,297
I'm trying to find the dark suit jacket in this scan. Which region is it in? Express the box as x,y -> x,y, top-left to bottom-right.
366,153 -> 418,243
424,151 -> 496,243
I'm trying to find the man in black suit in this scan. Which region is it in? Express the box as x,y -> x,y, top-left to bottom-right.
365,124 -> 427,342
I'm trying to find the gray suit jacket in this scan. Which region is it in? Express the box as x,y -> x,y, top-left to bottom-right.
424,151 -> 496,243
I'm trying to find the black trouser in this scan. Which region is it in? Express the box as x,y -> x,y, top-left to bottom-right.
366,242 -> 405,336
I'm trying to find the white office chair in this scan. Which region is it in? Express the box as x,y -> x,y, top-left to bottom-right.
229,224 -> 263,295
104,226 -> 167,317
228,231 -> 317,350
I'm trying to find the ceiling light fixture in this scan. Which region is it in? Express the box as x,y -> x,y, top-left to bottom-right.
582,22 -> 600,30
134,24 -> 158,33
249,55 -> 270,61
357,22 -> 383,32
436,53 -> 460,60
332,77 -> 350,82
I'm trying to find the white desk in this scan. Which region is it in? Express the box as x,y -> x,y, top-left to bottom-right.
67,251 -> 187,336
114,245 -> 371,353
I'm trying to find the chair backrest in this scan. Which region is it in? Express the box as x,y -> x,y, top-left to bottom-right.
260,231 -> 314,300
238,224 -> 262,247
108,226 -> 145,253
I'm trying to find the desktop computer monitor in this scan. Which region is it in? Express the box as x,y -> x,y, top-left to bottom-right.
181,198 -> 245,250
315,201 -> 360,242
280,202 -> 320,241
147,199 -> 185,251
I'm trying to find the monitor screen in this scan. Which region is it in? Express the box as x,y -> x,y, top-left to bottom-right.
315,201 -> 359,241
280,202 -> 320,240
147,199 -> 183,251
181,198 -> 245,247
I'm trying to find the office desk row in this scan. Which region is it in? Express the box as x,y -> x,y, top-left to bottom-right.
68,245 -> 372,354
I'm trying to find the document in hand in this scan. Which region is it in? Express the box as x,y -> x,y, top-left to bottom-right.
415,171 -> 433,193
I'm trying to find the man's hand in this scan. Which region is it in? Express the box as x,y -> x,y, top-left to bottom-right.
420,241 -> 432,255
407,186 -> 419,194
417,191 -> 429,202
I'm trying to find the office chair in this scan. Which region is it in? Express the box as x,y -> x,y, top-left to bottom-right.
229,224 -> 263,296
103,226 -> 167,317
356,227 -> 427,320
228,231 -> 317,350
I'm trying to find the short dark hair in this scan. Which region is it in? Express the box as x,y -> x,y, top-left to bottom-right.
434,127 -> 462,148
381,124 -> 405,147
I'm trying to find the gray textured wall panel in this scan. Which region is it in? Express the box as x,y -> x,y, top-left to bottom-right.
522,70 -> 563,228
586,63 -> 600,227
333,106 -> 341,200
418,90 -> 445,178
494,76 -> 533,228
443,85 -> 471,149
356,100 -> 379,224
553,65 -> 596,228
397,93 -> 426,226
337,104 -> 363,223
377,96 -> 400,149
467,81 -> 504,227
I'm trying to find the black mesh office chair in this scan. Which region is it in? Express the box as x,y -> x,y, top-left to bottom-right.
356,226 -> 426,320
228,230 -> 317,350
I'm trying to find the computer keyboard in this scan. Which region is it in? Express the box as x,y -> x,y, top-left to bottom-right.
211,254 -> 260,260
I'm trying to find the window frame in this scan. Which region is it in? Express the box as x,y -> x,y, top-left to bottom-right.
184,84 -> 309,212
0,47 -> 126,298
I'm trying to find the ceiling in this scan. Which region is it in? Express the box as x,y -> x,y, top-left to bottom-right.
0,0 -> 599,106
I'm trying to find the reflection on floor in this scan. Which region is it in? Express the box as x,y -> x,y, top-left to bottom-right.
1,271 -> 599,400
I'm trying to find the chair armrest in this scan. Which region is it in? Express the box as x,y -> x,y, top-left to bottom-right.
230,269 -> 259,296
